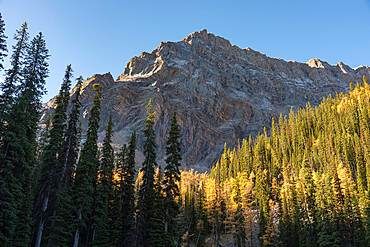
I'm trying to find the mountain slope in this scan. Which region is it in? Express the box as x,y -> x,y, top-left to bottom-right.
41,29 -> 370,171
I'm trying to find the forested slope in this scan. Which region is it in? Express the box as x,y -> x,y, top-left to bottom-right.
176,77 -> 370,246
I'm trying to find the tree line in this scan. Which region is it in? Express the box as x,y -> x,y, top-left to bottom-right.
0,17 -> 182,247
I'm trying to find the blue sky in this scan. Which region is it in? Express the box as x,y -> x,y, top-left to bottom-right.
1,0 -> 370,102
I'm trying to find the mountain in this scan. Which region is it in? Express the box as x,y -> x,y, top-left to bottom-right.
40,29 -> 370,171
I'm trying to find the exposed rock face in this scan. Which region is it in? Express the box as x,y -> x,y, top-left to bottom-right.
41,29 -> 370,172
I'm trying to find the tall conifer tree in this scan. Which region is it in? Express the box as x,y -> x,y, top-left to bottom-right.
163,111 -> 182,246
94,116 -> 115,247
47,76 -> 83,247
0,22 -> 28,126
135,99 -> 163,247
0,30 -> 48,247
72,84 -> 101,247
114,131 -> 136,246
12,32 -> 49,247
32,65 -> 72,247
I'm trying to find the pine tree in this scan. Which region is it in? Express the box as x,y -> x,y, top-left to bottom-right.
94,116 -> 115,247
114,131 -> 136,246
149,168 -> 165,246
72,83 -> 101,247
32,65 -> 72,247
47,76 -> 83,247
0,22 -> 28,127
13,32 -> 49,247
0,13 -> 7,71
0,30 -> 48,247
163,111 -> 182,247
135,99 -> 163,247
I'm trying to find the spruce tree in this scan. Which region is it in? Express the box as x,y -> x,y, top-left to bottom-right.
112,144 -> 126,246
135,99 -> 162,247
114,131 -> 136,246
32,65 -> 72,247
72,84 -> 101,247
0,30 -> 48,247
0,29 -> 49,246
94,116 -> 115,247
0,13 -> 7,71
47,76 -> 83,247
0,22 -> 28,126
163,111 -> 182,246
149,168 -> 165,246
13,32 -> 49,247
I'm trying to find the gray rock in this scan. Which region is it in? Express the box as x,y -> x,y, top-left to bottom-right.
40,29 -> 370,172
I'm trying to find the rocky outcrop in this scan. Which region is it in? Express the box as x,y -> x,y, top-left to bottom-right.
40,29 -> 370,172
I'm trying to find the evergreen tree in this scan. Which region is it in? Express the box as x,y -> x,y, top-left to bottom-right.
114,131 -> 136,246
112,144 -> 127,246
72,83 -> 101,247
13,32 -> 49,247
135,99 -> 163,247
47,76 -> 83,247
0,22 -> 28,127
149,168 -> 165,246
163,111 -> 182,247
0,13 -> 7,71
0,30 -> 48,247
31,65 -> 72,247
94,116 -> 115,247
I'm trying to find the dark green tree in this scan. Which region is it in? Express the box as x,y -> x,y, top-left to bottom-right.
149,168 -> 165,246
32,65 -> 72,247
135,99 -> 163,247
113,131 -> 136,246
163,111 -> 182,246
94,116 -> 115,247
0,22 -> 28,126
72,83 -> 101,247
0,30 -> 48,247
0,13 -> 7,71
112,144 -> 127,246
47,76 -> 83,247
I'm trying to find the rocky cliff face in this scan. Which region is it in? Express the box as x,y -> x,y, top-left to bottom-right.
41,29 -> 370,172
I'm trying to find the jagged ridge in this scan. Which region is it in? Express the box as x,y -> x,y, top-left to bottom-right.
41,29 -> 370,171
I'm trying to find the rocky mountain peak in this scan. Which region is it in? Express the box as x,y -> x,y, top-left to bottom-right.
306,58 -> 330,69
41,30 -> 370,171
183,29 -> 232,49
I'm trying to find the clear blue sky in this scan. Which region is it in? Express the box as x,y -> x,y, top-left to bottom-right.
1,0 -> 370,102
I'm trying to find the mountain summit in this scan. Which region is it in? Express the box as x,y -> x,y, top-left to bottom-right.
41,30 -> 370,171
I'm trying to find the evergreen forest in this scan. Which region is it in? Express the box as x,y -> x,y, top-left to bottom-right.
0,16 -> 369,247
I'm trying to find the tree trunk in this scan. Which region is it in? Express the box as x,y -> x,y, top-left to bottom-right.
73,208 -> 82,247
34,195 -> 49,247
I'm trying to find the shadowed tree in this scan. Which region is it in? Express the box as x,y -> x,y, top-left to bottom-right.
0,31 -> 48,247
163,111 -> 182,247
113,130 -> 136,246
72,84 -> 101,247
135,99 -> 164,247
47,76 -> 83,247
94,116 -> 115,247
31,65 -> 72,247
